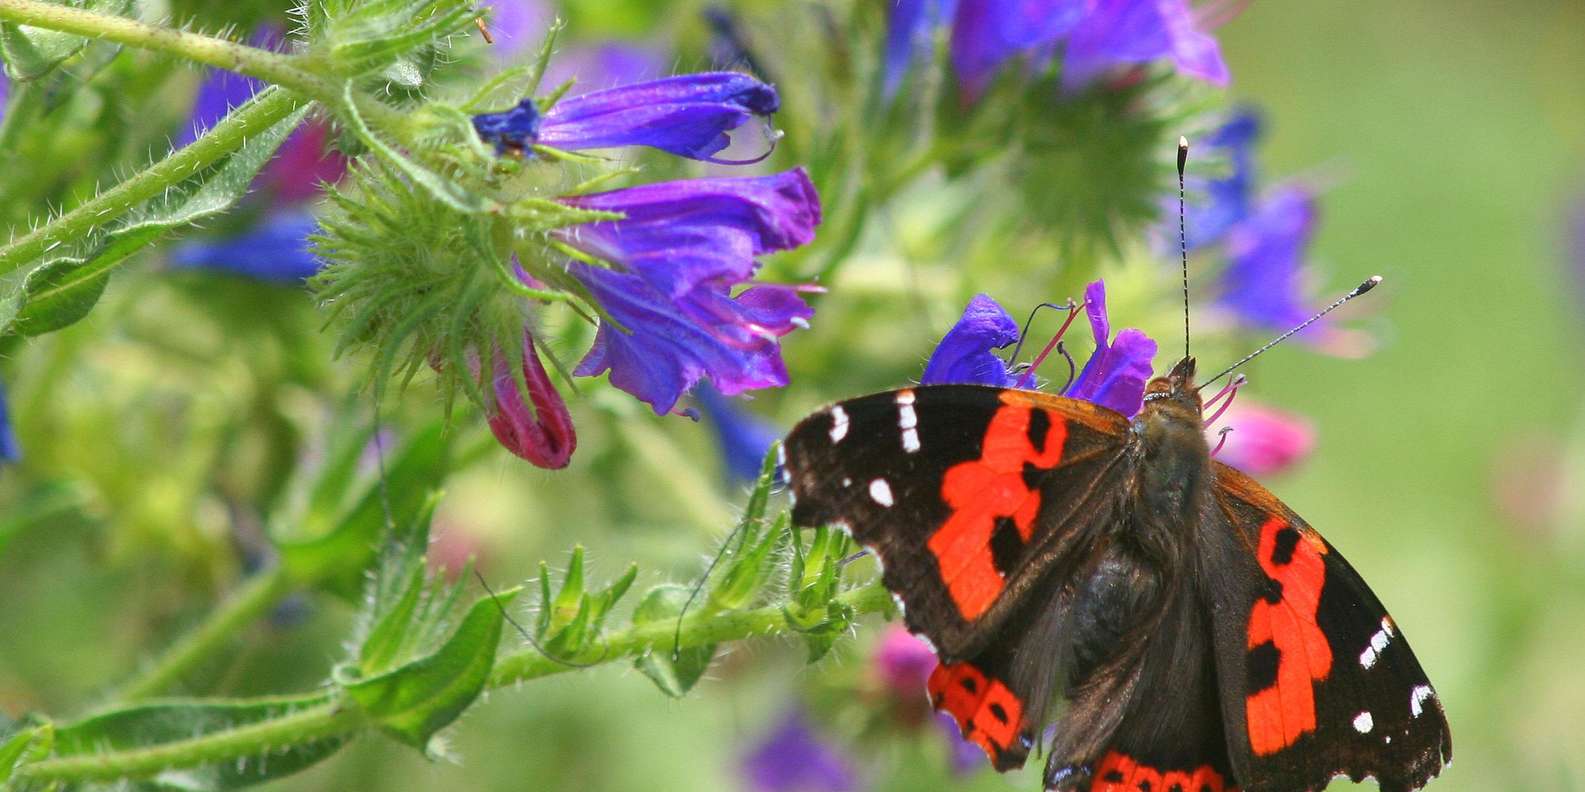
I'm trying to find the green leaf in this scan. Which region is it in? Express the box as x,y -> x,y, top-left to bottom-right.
630,585 -> 716,698
0,0 -> 131,81
277,421 -> 448,596
345,588 -> 519,749
3,95 -> 313,336
49,697 -> 344,789
0,723 -> 51,784
360,564 -> 427,673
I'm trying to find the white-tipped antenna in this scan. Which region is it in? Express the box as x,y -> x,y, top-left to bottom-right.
1198,275 -> 1383,390
1177,136 -> 1191,361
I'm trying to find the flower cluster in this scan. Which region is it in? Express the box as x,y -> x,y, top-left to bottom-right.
461,70 -> 819,463
886,0 -> 1232,101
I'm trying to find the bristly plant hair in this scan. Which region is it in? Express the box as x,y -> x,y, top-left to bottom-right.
1177,136 -> 1191,362
1198,275 -> 1384,390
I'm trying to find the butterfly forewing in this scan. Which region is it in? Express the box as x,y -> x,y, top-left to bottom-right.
1207,463 -> 1452,792
783,385 -> 1132,661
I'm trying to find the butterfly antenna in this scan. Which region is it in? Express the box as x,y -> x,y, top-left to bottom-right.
672,520 -> 747,662
1177,136 -> 1191,361
475,567 -> 605,669
1199,275 -> 1383,390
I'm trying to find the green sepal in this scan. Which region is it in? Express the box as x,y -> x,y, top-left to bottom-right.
321,0 -> 479,77
782,523 -> 854,660
630,585 -> 717,698
344,587 -> 519,750
1,95 -> 312,337
708,449 -> 789,611
338,82 -> 493,215
0,721 -> 52,784
533,549 -> 638,658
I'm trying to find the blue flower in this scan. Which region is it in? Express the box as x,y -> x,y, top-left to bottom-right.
474,72 -> 779,163
0,381 -> 20,464
693,383 -> 779,482
922,282 -> 1157,417
1185,108 -> 1261,249
920,293 -> 1019,387
739,709 -> 858,792
169,211 -> 322,282
1065,280 -> 1157,417
572,271 -> 813,415
883,0 -> 958,97
951,0 -> 1089,101
1061,0 -> 1230,91
1219,185 -> 1317,331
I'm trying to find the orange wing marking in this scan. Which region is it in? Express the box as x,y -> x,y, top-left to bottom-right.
927,661 -> 1025,766
927,397 -> 1067,620
1089,751 -> 1236,792
1244,516 -> 1333,755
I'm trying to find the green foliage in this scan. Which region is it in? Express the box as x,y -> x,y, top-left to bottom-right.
0,0 -> 131,81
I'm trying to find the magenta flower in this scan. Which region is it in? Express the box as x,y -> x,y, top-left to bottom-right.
874,625 -> 938,695
922,282 -> 1157,417
487,332 -> 577,469
740,709 -> 858,792
1210,400 -> 1315,475
919,293 -> 1020,387
473,72 -> 779,163
1061,0 -> 1229,91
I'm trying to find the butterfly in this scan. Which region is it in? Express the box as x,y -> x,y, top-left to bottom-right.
781,354 -> 1452,791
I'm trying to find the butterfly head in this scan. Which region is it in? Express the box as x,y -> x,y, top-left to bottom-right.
1142,356 -> 1202,410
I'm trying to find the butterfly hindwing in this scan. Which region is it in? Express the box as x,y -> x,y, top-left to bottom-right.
1206,462 -> 1452,792
783,385 -> 1132,661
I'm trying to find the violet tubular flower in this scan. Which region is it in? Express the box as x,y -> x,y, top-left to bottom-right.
0,382 -> 19,464
488,332 -> 577,469
1064,280 -> 1158,417
950,0 -> 1088,101
694,384 -> 779,482
920,293 -> 1020,387
169,211 -> 322,282
740,709 -> 858,792
1219,184 -> 1319,331
1061,0 -> 1230,91
1185,109 -> 1261,249
473,72 -> 780,163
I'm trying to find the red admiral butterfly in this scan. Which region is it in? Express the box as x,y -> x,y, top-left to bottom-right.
781,146 -> 1451,791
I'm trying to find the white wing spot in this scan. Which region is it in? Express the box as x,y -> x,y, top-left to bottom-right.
1410,685 -> 1434,718
841,477 -> 852,488
1385,735 -> 1392,744
1360,620 -> 1393,669
1353,711 -> 1374,734
896,389 -> 916,407
901,428 -> 921,453
869,478 -> 894,507
896,392 -> 921,453
828,406 -> 849,443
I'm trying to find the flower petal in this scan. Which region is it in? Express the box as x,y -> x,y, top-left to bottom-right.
537,72 -> 779,161
740,709 -> 858,792
694,383 -> 780,482
1061,0 -> 1229,91
558,169 -> 821,297
1065,280 -> 1157,416
1212,401 -> 1316,475
1185,108 -> 1261,249
921,293 -> 1019,386
0,381 -> 20,464
488,333 -> 577,469
951,0 -> 1089,100
472,98 -> 543,154
1220,184 -> 1317,330
169,211 -> 322,282
884,0 -> 958,97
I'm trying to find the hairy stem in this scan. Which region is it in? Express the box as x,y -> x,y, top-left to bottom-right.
11,700 -> 361,783
489,581 -> 895,686
0,86 -> 305,275
111,565 -> 294,703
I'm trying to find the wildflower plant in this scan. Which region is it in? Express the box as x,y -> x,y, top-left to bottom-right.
0,0 -> 1377,789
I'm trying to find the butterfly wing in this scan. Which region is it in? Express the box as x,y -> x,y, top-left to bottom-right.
783,385 -> 1134,662
1205,462 -> 1452,792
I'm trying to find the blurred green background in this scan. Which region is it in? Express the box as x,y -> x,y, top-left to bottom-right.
3,1 -> 1585,790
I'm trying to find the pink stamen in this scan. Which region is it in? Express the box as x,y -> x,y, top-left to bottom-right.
1202,374 -> 1246,428
1014,298 -> 1082,390
1193,0 -> 1249,30
1210,426 -> 1234,457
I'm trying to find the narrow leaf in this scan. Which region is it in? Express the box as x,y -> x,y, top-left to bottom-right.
630,585 -> 716,698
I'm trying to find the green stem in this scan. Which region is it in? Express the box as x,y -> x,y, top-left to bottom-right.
11,701 -> 362,783
111,565 -> 294,703
489,581 -> 895,686
0,86 -> 305,275
0,0 -> 333,99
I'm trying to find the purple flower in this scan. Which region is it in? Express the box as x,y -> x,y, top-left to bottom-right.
572,270 -> 813,415
740,709 -> 858,792
1210,400 -> 1315,476
169,211 -> 321,282
1061,0 -> 1230,92
0,381 -> 19,464
177,68 -> 261,148
1185,109 -> 1261,249
543,42 -> 669,91
873,625 -> 937,694
1064,280 -> 1157,417
474,72 -> 780,163
920,293 -> 1019,387
951,0 -> 1089,101
883,0 -> 958,97
556,169 -> 820,298
694,383 -> 779,482
480,0 -> 551,60
488,331 -> 577,469
1219,185 -> 1317,331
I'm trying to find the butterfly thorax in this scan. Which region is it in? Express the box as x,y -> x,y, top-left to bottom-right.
1127,356 -> 1212,564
